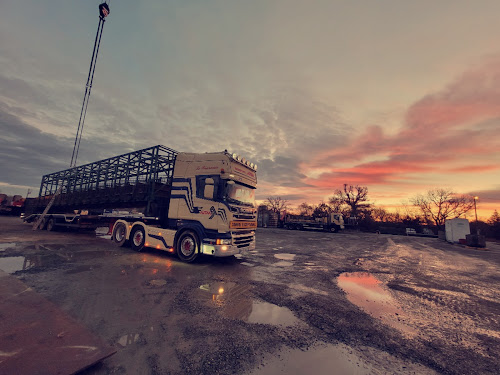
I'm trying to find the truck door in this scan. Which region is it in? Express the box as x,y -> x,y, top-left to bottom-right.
196,176 -> 225,231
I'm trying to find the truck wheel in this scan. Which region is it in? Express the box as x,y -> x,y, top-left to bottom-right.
37,217 -> 47,230
130,226 -> 146,252
176,230 -> 199,263
46,218 -> 56,232
112,222 -> 129,247
329,225 -> 338,233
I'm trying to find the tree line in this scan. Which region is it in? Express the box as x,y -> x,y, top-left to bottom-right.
264,185 -> 500,239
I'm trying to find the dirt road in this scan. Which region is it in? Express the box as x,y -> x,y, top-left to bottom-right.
1,216 -> 499,374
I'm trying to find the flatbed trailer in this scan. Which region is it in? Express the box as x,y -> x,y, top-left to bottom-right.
283,213 -> 344,233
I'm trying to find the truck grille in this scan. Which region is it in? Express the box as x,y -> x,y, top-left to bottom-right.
232,231 -> 255,248
233,213 -> 255,220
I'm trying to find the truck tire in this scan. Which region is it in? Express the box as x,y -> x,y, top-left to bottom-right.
130,226 -> 146,252
112,222 -> 129,247
329,225 -> 338,233
176,230 -> 199,263
37,217 -> 47,230
46,217 -> 56,232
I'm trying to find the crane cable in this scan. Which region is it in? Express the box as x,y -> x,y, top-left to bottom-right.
70,0 -> 110,168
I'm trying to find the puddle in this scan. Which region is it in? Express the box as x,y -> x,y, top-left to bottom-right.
0,249 -> 117,274
117,333 -> 140,347
0,257 -> 25,273
240,262 -> 255,267
250,343 -> 372,375
337,272 -> 416,336
198,282 -> 300,326
273,261 -> 293,267
149,279 -> 167,287
274,253 -> 296,261
199,281 -> 253,319
247,301 -> 300,326
0,243 -> 16,252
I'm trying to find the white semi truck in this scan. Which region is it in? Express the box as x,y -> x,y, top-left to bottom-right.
25,145 -> 258,262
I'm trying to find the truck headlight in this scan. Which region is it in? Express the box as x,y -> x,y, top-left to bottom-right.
216,239 -> 232,245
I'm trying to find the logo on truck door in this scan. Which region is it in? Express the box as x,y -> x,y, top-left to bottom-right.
209,206 -> 227,223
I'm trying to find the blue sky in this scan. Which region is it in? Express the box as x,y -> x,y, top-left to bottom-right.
1,1 -> 499,217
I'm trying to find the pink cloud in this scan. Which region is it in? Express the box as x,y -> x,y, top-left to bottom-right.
306,57 -> 500,188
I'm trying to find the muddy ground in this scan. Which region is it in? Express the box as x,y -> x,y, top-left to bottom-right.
1,216 -> 499,375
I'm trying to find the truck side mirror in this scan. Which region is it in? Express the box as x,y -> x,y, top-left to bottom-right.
204,178 -> 215,200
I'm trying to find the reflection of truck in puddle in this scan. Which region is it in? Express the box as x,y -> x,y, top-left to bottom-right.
199,282 -> 253,321
198,282 -> 300,326
24,145 -> 258,262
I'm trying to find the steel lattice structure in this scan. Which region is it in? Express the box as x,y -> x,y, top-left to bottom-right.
35,145 -> 178,214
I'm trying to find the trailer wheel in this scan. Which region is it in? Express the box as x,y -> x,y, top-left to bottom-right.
130,226 -> 146,252
176,230 -> 199,263
329,225 -> 338,233
37,217 -> 47,230
46,218 -> 56,232
112,222 -> 129,247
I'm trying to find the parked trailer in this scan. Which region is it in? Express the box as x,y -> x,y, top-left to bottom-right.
25,145 -> 258,262
283,213 -> 344,233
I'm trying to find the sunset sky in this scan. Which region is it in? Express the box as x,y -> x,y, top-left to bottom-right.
1,1 -> 499,219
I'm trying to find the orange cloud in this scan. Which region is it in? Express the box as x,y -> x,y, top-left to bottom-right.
450,165 -> 500,173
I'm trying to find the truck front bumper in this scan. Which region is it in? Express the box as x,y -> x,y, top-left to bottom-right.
201,240 -> 255,257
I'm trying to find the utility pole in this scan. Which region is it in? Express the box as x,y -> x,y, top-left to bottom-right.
33,2 -> 111,230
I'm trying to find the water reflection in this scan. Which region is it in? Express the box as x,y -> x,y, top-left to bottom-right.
337,272 -> 416,336
0,248 -> 117,274
149,279 -> 167,287
0,243 -> 16,251
198,282 -> 300,326
250,343 -> 372,375
0,257 -> 25,273
274,253 -> 296,261
117,333 -> 140,347
273,261 -> 293,267
247,301 -> 300,326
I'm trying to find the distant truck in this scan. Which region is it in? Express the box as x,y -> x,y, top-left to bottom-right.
282,212 -> 344,233
0,194 -> 25,216
24,145 -> 258,262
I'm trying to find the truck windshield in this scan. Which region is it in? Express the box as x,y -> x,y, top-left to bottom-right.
224,181 -> 255,207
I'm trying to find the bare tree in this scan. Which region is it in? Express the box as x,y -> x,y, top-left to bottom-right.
329,184 -> 370,218
371,207 -> 388,222
328,196 -> 344,213
411,188 -> 474,227
298,202 -> 313,216
312,202 -> 331,217
266,197 -> 290,214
